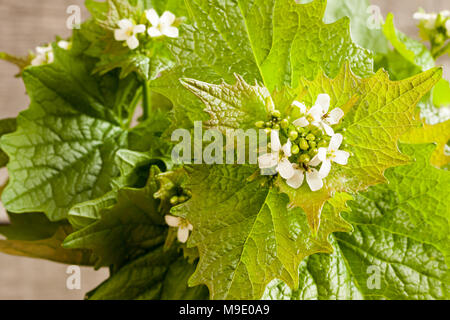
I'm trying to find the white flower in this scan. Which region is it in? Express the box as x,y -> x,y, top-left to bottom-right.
312,133 -> 350,178
446,19 -> 450,37
31,45 -> 54,66
258,130 -> 295,179
114,19 -> 146,50
57,40 -> 70,50
146,9 -> 179,38
165,215 -> 193,243
413,11 -> 437,29
440,10 -> 450,18
292,94 -> 344,136
285,164 -> 324,192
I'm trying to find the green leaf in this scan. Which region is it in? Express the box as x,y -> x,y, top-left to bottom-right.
180,75 -> 270,132
67,149 -> 159,230
87,246 -> 208,300
433,78 -> 450,107
171,164 -> 351,299
63,167 -> 166,270
348,143 -> 450,265
264,144 -> 450,300
0,118 -> 16,167
150,0 -> 373,131
0,46 -> 136,221
401,119 -> 450,168
0,212 -> 62,241
382,13 -> 435,72
323,0 -> 388,54
0,212 -> 94,265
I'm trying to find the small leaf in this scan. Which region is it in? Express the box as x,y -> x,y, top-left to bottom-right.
0,213 -> 94,265
87,246 -> 208,300
401,119 -> 450,167
63,166 -> 166,270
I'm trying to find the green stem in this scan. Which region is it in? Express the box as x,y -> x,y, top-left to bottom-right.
432,40 -> 450,59
142,80 -> 151,121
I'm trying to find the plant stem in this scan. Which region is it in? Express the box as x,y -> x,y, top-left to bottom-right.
142,80 -> 151,121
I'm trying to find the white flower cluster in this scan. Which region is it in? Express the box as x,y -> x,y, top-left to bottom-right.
31,40 -> 70,66
413,9 -> 450,35
258,94 -> 350,192
114,9 -> 179,50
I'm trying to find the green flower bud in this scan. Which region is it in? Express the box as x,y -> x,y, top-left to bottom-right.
299,138 -> 309,151
289,130 -> 298,141
299,154 -> 311,163
184,190 -> 192,197
265,128 -> 272,135
306,133 -> 316,141
318,140 -> 328,148
255,121 -> 265,128
271,110 -> 281,118
265,121 -> 272,128
310,148 -> 319,156
280,119 -> 290,129
170,196 -> 179,205
291,144 -> 300,155
178,195 -> 188,203
272,124 -> 280,130
309,141 -> 317,149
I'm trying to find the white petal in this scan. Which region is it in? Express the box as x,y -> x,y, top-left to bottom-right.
187,223 -> 194,231
31,55 -> 45,66
441,10 -> 450,17
333,150 -> 350,165
270,130 -> 281,152
286,170 -> 304,189
148,26 -> 163,38
282,140 -> 291,157
446,20 -> 450,35
47,51 -> 54,64
317,147 -> 327,162
308,105 -> 324,122
118,19 -> 133,30
413,12 -> 427,20
315,94 -> 331,113
162,26 -> 179,38
114,29 -> 129,41
306,169 -> 323,192
165,215 -> 181,227
258,153 -> 278,169
145,9 -> 160,26
160,11 -> 176,26
292,101 -> 307,114
322,122 -> 335,136
177,227 -> 190,243
126,36 -> 139,50
319,159 -> 331,178
57,40 -> 70,50
133,24 -> 146,34
329,133 -> 343,151
35,46 -> 50,54
309,155 -> 321,166
277,158 -> 295,179
327,108 -> 344,125
293,117 -> 309,127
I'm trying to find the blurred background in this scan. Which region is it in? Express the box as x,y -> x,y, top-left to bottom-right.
0,0 -> 449,300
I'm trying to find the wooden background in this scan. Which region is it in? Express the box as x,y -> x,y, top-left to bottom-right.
0,0 -> 449,300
